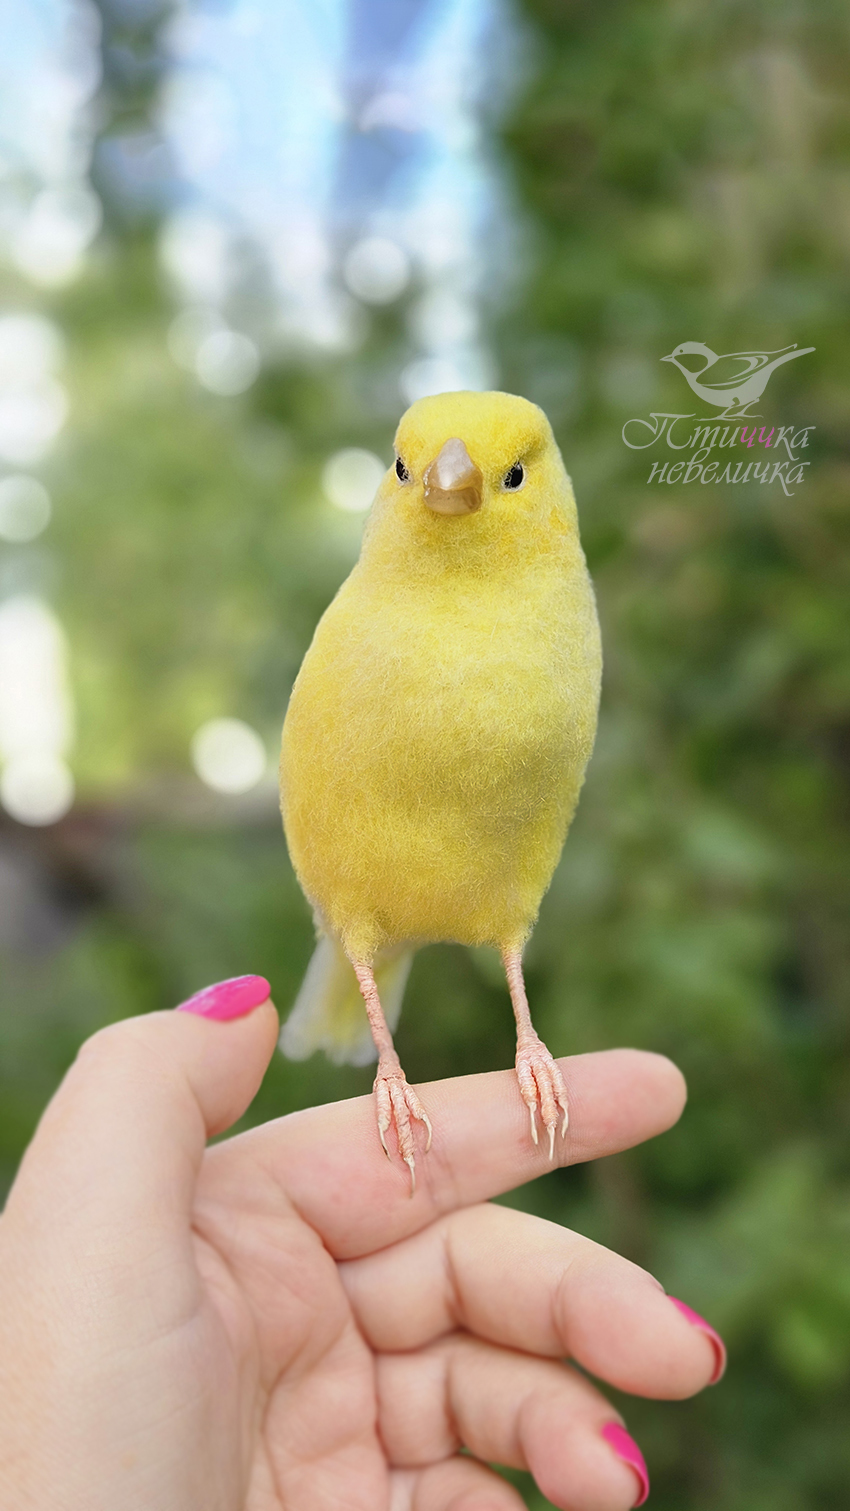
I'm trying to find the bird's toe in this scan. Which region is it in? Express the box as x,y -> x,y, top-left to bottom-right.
373,1061 -> 432,1192
515,1034 -> 570,1161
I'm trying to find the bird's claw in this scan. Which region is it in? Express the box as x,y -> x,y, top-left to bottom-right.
374,1060 -> 431,1194
515,1033 -> 569,1162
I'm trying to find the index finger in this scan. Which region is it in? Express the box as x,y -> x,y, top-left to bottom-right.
224,1049 -> 686,1259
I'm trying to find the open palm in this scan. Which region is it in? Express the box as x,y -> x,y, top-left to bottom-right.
0,1001 -> 720,1511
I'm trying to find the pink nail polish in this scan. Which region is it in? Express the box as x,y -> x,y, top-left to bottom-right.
669,1297 -> 727,1384
601,1423 -> 649,1507
176,975 -> 271,1022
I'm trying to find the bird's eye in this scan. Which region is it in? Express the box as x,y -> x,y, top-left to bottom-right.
395,456 -> 411,483
503,462 -> 524,491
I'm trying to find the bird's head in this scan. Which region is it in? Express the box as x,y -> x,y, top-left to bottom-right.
661,342 -> 716,373
362,390 -> 577,577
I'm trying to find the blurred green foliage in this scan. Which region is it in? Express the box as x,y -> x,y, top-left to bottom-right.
2,1 -> 850,1508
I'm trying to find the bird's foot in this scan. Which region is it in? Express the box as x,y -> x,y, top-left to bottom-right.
515,1032 -> 569,1161
374,1055 -> 432,1195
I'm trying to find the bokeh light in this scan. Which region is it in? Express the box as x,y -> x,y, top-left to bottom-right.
11,184 -> 102,288
158,210 -> 234,307
166,305 -> 227,370
191,717 -> 268,794
194,330 -> 260,396
0,314 -> 64,385
399,350 -> 496,403
0,754 -> 74,827
0,595 -> 75,826
0,315 -> 67,466
0,0 -> 101,299
343,237 -> 410,305
408,287 -> 479,351
322,449 -> 386,512
0,476 -> 51,543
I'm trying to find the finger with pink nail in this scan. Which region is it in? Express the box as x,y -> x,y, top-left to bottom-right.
669,1297 -> 727,1384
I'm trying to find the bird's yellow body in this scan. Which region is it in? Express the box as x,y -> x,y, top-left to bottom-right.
281,390 -> 601,965
280,391 -> 601,1177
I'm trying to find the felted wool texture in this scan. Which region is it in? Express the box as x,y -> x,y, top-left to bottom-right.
280,390 -> 602,964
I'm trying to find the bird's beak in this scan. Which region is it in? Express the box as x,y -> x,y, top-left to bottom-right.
660,354 -> 675,363
423,437 -> 483,515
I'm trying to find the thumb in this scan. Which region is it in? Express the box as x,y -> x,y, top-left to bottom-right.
5,976 -> 279,1240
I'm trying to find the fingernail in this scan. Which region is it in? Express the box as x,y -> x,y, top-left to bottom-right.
176,975 -> 271,1022
669,1297 -> 727,1384
601,1423 -> 649,1508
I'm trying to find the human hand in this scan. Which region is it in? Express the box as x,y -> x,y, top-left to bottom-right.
0,977 -> 724,1511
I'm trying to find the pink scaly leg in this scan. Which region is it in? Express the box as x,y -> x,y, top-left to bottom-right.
503,948 -> 569,1161
351,961 -> 432,1194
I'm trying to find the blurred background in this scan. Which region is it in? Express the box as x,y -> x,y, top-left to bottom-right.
1,0 -> 848,1505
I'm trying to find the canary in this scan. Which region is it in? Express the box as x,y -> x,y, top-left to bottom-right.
279,390 -> 602,1186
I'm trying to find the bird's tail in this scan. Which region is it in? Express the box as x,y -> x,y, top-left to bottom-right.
279,933 -> 413,1067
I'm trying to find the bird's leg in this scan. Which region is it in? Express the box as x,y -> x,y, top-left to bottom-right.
503,948 -> 569,1161
351,961 -> 432,1193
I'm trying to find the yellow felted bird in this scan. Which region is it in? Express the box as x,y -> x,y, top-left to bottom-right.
279,390 -> 602,1186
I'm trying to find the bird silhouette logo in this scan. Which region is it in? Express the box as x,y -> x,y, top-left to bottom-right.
660,342 -> 815,418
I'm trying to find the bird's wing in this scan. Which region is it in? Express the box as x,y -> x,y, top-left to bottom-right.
701,345 -> 806,391
726,346 -> 797,361
697,353 -> 766,390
